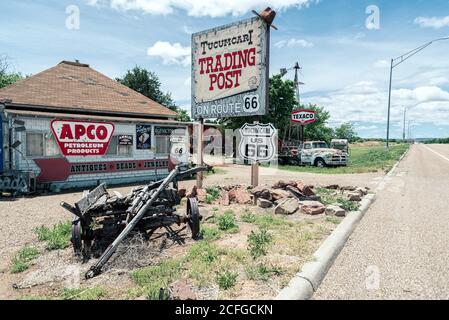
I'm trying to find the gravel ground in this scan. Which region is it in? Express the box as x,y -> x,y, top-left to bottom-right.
0,164 -> 381,299
314,144 -> 449,300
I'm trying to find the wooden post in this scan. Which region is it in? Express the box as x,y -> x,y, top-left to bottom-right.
251,120 -> 259,188
251,161 -> 259,187
196,118 -> 204,188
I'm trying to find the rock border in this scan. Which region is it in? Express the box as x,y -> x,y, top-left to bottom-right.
275,146 -> 410,300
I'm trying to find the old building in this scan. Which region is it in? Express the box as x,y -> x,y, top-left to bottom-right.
0,60 -> 189,192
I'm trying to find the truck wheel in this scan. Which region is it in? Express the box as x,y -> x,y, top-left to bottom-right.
315,158 -> 326,168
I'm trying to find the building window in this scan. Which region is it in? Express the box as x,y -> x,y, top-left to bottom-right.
155,136 -> 170,154
107,136 -> 132,156
26,132 -> 61,157
26,133 -> 44,157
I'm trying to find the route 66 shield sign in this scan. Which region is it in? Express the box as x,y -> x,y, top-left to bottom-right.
239,123 -> 277,162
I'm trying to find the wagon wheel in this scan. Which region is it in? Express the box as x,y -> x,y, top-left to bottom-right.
71,218 -> 83,258
186,197 -> 200,239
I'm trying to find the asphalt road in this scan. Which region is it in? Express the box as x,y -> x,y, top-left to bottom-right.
315,144 -> 449,300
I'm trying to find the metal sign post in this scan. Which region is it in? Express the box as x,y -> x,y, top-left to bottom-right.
191,7 -> 276,188
196,119 -> 204,188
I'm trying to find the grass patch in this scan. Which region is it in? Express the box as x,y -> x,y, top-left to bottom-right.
279,142 -> 409,174
10,246 -> 40,273
60,287 -> 108,300
241,211 -> 257,223
325,216 -> 342,225
246,263 -> 283,281
216,269 -> 238,290
187,241 -> 220,264
35,221 -> 72,250
253,214 -> 290,230
200,225 -> 221,241
131,258 -> 184,300
336,198 -> 360,211
205,187 -> 221,204
217,210 -> 239,233
247,229 -> 272,259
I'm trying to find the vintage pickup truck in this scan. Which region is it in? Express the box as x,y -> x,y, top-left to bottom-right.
278,140 -> 349,167
300,141 -> 348,167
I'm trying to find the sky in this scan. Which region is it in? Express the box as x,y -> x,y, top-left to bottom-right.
1,0 -> 449,138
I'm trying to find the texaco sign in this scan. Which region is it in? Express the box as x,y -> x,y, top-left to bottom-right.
191,16 -> 269,119
291,109 -> 316,125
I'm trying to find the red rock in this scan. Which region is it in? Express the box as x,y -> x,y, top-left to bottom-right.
299,200 -> 326,215
275,198 -> 299,215
296,182 -> 316,197
228,187 -> 252,204
270,189 -> 291,201
250,185 -> 272,200
272,180 -> 297,189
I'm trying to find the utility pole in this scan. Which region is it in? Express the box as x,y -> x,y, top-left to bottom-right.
385,37 -> 449,149
402,106 -> 407,141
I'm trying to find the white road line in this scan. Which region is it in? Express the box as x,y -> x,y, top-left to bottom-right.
422,145 -> 449,163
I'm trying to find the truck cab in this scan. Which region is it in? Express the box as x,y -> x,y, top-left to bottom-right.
300,141 -> 348,167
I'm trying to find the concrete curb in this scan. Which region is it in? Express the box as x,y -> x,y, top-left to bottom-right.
275,146 -> 411,300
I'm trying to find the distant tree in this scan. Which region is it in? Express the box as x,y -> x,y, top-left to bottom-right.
117,66 -> 190,122
219,74 -> 298,137
0,56 -> 23,89
303,104 -> 335,143
334,122 -> 360,143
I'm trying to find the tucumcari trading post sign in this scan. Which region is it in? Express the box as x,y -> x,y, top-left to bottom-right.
191,16 -> 269,119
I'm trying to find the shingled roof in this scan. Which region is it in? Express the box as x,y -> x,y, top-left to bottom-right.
0,60 -> 177,119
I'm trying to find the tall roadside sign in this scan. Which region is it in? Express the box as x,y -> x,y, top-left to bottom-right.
191,15 -> 270,119
191,8 -> 275,187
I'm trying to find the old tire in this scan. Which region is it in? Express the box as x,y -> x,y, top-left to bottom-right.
315,158 -> 326,168
71,218 -> 82,256
187,198 -> 200,239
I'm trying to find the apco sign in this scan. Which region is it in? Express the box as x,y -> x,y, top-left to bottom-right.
191,16 -> 269,119
291,109 -> 316,125
51,120 -> 115,156
239,123 -> 277,162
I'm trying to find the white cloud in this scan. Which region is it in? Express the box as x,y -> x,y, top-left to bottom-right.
87,0 -> 317,17
414,16 -> 449,29
147,41 -> 190,66
373,59 -> 390,69
184,76 -> 191,86
274,38 -> 314,48
304,82 -> 449,127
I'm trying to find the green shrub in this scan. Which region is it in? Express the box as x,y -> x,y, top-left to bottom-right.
205,187 -> 221,204
216,269 -> 238,290
10,246 -> 40,273
241,212 -> 256,223
217,211 -> 239,232
188,241 -> 220,264
247,229 -> 272,259
35,221 -> 72,250
337,198 -> 360,212
199,226 -> 221,241
131,258 -> 183,300
246,263 -> 283,281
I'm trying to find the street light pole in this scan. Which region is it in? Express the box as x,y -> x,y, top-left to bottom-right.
385,36 -> 449,148
402,106 -> 407,141
386,58 -> 393,148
